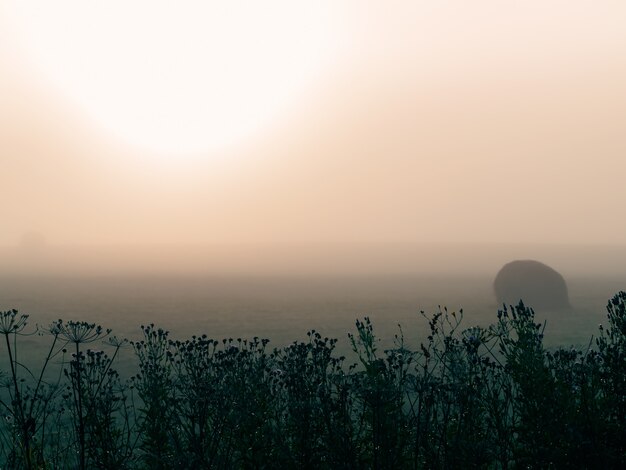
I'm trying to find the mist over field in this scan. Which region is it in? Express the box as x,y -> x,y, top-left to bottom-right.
0,0 -> 625,352
2,241 -> 626,277
0,242 -> 624,355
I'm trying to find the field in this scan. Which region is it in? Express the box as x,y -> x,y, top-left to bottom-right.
1,267 -> 626,468
0,271 -> 621,371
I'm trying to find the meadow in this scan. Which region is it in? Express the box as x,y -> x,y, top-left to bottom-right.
0,272 -> 625,468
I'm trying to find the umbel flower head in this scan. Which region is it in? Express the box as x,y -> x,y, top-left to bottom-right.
54,320 -> 111,344
0,309 -> 29,334
105,335 -> 128,348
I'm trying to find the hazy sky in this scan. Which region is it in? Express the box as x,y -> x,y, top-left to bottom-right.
1,1 -> 626,247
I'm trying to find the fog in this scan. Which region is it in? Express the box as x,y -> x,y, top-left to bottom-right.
1,1 -> 626,274
2,242 -> 626,283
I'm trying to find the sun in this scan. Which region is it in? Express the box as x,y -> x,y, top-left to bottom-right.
6,1 -> 338,158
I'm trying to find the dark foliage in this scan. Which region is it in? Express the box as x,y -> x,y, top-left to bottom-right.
2,293 -> 626,468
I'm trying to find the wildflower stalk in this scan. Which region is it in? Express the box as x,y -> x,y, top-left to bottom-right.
56,320 -> 110,470
1,310 -> 34,469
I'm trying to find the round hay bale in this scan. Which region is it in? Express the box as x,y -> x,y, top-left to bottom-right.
494,260 -> 570,310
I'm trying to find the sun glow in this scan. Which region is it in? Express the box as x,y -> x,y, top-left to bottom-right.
7,1 -> 338,158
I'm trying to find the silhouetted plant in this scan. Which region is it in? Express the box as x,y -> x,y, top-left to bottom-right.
0,309 -> 40,468
132,324 -> 176,469
274,331 -> 350,468
67,341 -> 134,469
0,311 -> 70,469
57,320 -> 111,470
595,291 -> 626,467
349,318 -> 412,469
